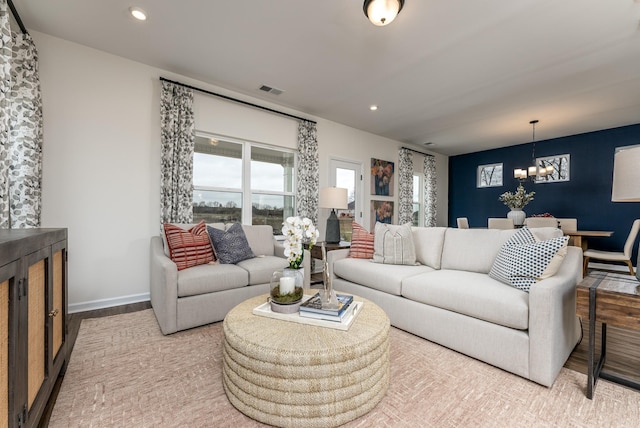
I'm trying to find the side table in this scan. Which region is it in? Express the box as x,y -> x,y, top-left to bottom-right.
307,242 -> 351,286
576,271 -> 640,399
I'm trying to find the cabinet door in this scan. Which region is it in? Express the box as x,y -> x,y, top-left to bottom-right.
51,242 -> 66,363
0,261 -> 20,428
24,248 -> 49,415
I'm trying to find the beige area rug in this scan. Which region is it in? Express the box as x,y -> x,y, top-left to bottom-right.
50,310 -> 639,428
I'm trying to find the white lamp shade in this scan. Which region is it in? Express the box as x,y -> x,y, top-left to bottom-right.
364,0 -> 403,26
319,187 -> 348,209
612,145 -> 640,202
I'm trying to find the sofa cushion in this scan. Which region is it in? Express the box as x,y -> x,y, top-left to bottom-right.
163,221 -> 216,271
334,257 -> 433,296
236,255 -> 289,285
489,230 -> 569,292
440,228 -> 516,273
208,223 -> 256,264
373,222 -> 417,265
177,263 -> 248,298
402,270 -> 530,330
237,224 -> 275,256
411,227 -> 447,269
349,222 -> 374,259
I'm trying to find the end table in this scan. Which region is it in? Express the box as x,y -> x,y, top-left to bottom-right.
307,242 -> 351,286
576,271 -> 640,399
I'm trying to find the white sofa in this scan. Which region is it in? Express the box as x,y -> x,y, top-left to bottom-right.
150,223 -> 310,335
328,226 -> 583,387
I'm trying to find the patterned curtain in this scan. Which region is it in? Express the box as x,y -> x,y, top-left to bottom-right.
398,148 -> 414,225
424,155 -> 437,227
296,120 -> 319,225
0,1 -> 13,227
8,32 -> 43,228
160,81 -> 195,226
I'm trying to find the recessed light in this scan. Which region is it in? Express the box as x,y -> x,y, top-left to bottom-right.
129,7 -> 147,21
369,105 -> 378,111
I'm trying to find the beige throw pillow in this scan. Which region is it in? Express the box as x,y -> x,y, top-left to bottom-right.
373,222 -> 417,265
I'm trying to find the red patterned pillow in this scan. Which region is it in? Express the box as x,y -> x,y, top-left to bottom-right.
349,222 -> 374,259
163,220 -> 215,270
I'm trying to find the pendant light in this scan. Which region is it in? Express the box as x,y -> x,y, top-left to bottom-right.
363,0 -> 404,26
514,120 -> 553,181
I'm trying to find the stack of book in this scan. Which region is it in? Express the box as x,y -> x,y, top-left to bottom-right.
299,293 -> 354,322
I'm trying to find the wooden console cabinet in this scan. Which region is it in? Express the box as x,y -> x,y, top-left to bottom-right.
0,229 -> 68,428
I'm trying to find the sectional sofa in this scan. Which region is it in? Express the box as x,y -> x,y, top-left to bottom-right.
328,226 -> 583,387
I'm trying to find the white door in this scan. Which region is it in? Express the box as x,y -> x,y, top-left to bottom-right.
329,158 -> 363,242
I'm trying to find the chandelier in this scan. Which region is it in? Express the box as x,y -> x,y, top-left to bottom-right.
514,120 -> 554,180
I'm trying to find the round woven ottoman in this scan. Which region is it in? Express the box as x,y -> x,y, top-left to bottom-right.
222,293 -> 390,428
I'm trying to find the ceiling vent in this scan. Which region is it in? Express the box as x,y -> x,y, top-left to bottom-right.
259,85 -> 284,95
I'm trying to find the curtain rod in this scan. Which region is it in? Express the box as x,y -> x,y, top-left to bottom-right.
401,146 -> 434,158
7,0 -> 28,34
159,77 -> 316,125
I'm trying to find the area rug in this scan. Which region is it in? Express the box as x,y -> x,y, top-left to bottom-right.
49,310 -> 638,427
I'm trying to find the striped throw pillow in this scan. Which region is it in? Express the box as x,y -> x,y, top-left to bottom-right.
349,222 -> 374,259
163,220 -> 215,270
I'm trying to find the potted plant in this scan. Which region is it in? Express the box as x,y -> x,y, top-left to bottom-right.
498,185 -> 535,226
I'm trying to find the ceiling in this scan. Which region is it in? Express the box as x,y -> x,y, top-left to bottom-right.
13,0 -> 640,156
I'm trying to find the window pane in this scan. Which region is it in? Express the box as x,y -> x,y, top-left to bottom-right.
251,147 -> 294,192
336,167 -> 356,242
194,138 -> 242,188
193,190 -> 242,223
252,194 -> 295,234
412,203 -> 420,226
413,176 -> 420,203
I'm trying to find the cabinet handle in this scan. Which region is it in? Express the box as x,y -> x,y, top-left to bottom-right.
48,309 -> 59,317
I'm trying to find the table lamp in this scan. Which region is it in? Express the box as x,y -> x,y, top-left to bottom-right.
611,144 -> 640,281
319,187 -> 348,244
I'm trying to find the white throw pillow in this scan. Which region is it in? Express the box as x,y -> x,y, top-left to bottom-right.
372,222 -> 417,265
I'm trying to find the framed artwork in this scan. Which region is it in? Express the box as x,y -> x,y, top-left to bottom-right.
477,163 -> 503,188
535,154 -> 570,183
371,200 -> 394,227
371,158 -> 394,196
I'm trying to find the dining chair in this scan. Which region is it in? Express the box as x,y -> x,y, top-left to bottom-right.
556,218 -> 578,232
456,217 -> 469,229
488,218 -> 514,229
524,217 -> 559,228
583,219 -> 640,276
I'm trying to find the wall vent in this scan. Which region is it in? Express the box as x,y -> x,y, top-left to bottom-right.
259,84 -> 284,95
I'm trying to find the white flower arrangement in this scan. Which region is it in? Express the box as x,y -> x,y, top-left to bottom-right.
282,216 -> 319,269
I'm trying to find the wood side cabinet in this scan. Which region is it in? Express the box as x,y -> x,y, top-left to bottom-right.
0,229 -> 68,428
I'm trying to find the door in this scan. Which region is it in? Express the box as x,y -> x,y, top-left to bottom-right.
329,158 -> 363,242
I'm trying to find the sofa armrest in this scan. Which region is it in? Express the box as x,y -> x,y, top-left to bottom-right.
528,246 -> 583,386
150,235 -> 178,335
274,239 -> 285,258
327,248 -> 350,280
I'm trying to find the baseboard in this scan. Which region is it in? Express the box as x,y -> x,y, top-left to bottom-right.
69,292 -> 150,314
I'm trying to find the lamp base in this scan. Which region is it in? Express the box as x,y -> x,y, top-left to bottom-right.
325,209 -> 340,244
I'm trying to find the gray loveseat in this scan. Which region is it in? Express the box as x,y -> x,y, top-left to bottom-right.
328,226 -> 583,387
150,223 -> 309,335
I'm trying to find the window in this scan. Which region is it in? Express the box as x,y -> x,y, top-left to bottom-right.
330,159 -> 363,242
477,163 -> 503,188
193,134 -> 295,234
412,174 -> 422,226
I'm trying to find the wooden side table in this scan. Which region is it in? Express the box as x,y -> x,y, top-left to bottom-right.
576,271 -> 640,399
307,242 -> 351,285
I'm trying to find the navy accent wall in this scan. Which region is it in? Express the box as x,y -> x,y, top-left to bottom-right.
449,123 -> 640,261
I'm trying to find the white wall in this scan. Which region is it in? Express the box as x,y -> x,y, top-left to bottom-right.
34,31 -> 448,312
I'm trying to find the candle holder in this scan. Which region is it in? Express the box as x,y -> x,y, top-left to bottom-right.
269,269 -> 304,314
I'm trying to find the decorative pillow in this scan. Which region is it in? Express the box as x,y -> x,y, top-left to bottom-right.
163,221 -> 215,271
349,222 -> 374,259
207,223 -> 256,264
372,222 -> 417,265
490,227 -> 569,292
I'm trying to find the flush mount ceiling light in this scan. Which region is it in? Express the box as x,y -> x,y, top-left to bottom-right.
129,7 -> 147,21
369,105 -> 378,111
363,0 -> 404,26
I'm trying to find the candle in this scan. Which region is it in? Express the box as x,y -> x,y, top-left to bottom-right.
279,277 -> 295,295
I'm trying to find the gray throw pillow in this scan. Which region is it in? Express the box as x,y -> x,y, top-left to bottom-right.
207,223 -> 255,264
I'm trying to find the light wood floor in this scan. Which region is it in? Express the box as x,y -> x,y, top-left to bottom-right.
39,301 -> 640,427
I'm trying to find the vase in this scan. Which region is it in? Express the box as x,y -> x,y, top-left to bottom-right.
283,267 -> 304,289
507,208 -> 526,226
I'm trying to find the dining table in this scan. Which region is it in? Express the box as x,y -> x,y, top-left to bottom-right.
564,230 -> 614,251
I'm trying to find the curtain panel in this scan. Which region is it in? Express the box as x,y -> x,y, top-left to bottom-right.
160,81 -> 195,226
424,155 -> 437,227
296,120 -> 319,224
398,148 -> 414,225
0,1 -> 43,228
